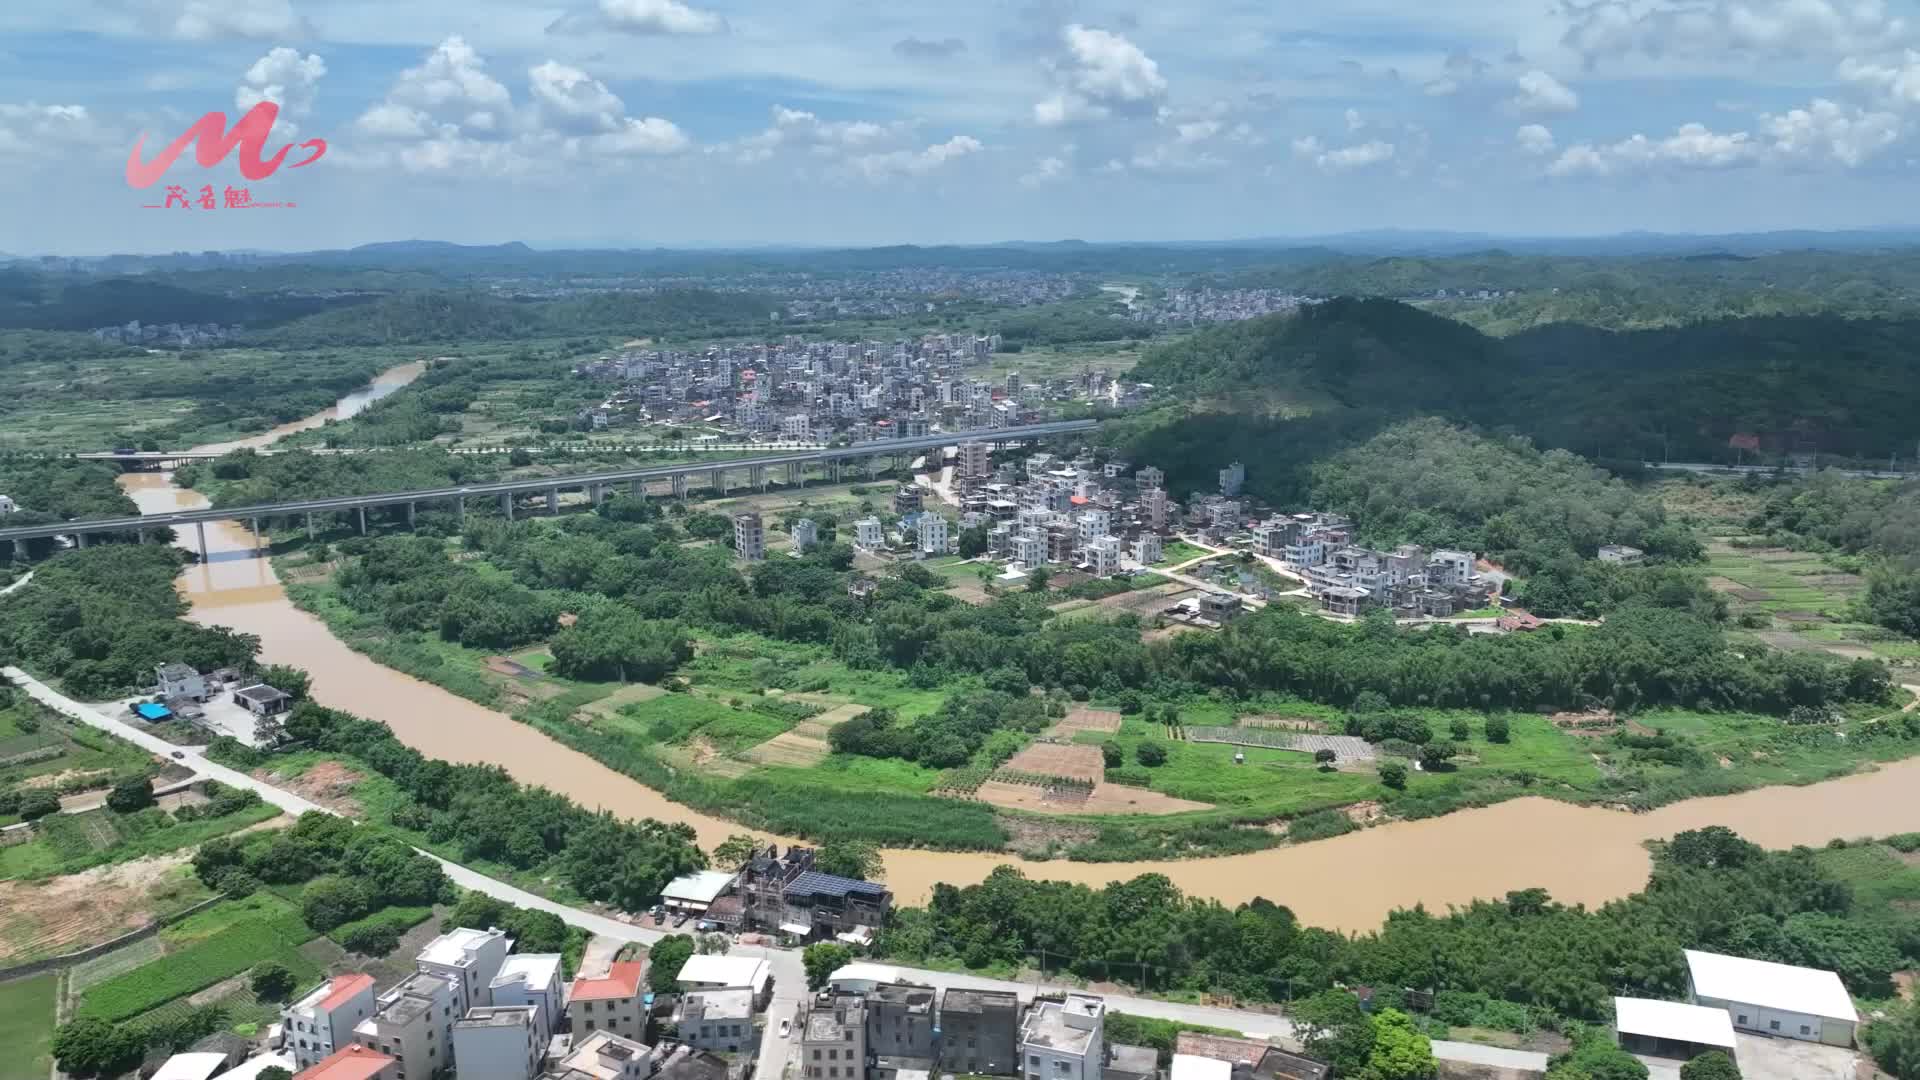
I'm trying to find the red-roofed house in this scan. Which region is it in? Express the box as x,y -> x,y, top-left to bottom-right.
284,974 -> 378,1070
294,1044 -> 396,1080
569,960 -> 646,1042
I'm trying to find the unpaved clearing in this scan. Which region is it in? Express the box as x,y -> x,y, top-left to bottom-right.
256,759 -> 365,816
0,855 -> 208,963
974,779 -> 1212,816
1000,742 -> 1105,784
1046,706 -> 1122,738
577,682 -> 668,721
741,704 -> 870,768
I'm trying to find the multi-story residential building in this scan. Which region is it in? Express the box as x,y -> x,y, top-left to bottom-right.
1083,536 -> 1122,577
959,441 -> 992,480
353,971 -> 456,1080
1130,534 -> 1163,566
1019,994 -> 1106,1080
450,1006 -> 542,1080
916,514 -> 949,556
1428,549 -> 1476,588
893,486 -> 925,514
799,993 -> 867,1080
284,974 -> 377,1071
865,983 -> 938,1062
1219,461 -> 1246,497
939,989 -> 1021,1077
294,1044 -> 396,1080
675,989 -> 757,1054
415,927 -> 510,1017
854,518 -> 885,550
1598,544 -> 1645,564
734,513 -> 765,562
489,953 -> 564,1049
550,1031 -> 655,1080
1143,488 -> 1168,531
791,518 -> 819,553
782,414 -> 811,439
1134,466 -> 1164,490
781,870 -> 892,943
1076,510 -> 1110,548
1012,530 -> 1048,569
676,955 -> 772,1006
569,961 -> 646,1042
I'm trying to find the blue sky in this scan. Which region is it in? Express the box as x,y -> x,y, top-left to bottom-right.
4,0 -> 1920,253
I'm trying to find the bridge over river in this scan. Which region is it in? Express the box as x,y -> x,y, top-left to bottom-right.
0,419 -> 1098,557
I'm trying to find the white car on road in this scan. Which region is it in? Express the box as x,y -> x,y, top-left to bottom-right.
778,1018 -> 791,1039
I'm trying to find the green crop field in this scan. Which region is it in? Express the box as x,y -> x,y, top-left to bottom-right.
78,903 -> 318,1021
0,974 -> 58,1080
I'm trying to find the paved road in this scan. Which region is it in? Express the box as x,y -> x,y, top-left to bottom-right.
0,570 -> 31,598
1,665 -> 1546,1076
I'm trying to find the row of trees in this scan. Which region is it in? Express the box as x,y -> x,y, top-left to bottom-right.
0,545 -> 260,697
236,701 -> 709,910
876,827 -> 1911,1025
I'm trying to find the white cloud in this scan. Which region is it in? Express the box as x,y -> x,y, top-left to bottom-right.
1019,151 -> 1071,187
1547,97 -> 1903,177
0,103 -> 110,158
1516,123 -> 1557,155
527,61 -> 627,134
235,47 -> 324,140
1547,122 -> 1759,175
171,0 -> 312,41
1345,108 -> 1365,132
1034,24 -> 1167,126
361,35 -> 513,141
1510,70 -> 1579,113
853,134 -> 982,179
575,116 -> 690,156
1293,135 -> 1396,172
549,0 -> 725,35
1761,97 -> 1901,166
1424,77 -> 1461,97
729,105 -> 903,162
1839,49 -> 1920,106
1561,0 -> 1908,64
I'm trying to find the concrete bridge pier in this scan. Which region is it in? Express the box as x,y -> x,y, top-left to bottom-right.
751,465 -> 767,491
501,493 -> 515,521
357,506 -> 368,535
546,487 -> 559,514
672,474 -> 688,499
630,478 -> 646,501
12,538 -> 27,562
137,528 -> 149,545
305,513 -> 316,541
867,456 -> 881,479
829,461 -> 843,483
710,467 -> 726,495
250,517 -> 263,554
75,532 -> 88,550
406,502 -> 416,528
454,497 -> 466,529
196,523 -> 208,556
786,461 -> 802,487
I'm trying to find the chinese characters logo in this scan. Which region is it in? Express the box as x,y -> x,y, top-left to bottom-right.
127,101 -> 325,210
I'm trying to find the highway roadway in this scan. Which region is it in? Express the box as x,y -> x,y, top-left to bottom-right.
0,420 -> 1099,545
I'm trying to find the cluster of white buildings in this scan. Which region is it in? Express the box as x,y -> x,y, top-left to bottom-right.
949,450 -> 1193,579
1246,512 -> 1493,618
255,925 -> 758,1080
569,337 -> 1142,441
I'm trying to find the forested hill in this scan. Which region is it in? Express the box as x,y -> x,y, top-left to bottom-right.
1129,299 -> 1920,463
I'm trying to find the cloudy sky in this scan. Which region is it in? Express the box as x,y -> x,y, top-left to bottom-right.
5,0 -> 1920,253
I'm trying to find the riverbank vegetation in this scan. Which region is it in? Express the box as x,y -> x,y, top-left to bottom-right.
252,478 -> 1915,861
876,826 -> 1919,1037
0,546 -> 259,698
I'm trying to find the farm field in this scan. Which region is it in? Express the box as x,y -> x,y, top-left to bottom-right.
1705,539 -> 1918,666
0,856 -> 214,965
75,893 -> 319,1021
0,798 -> 282,882
0,694 -> 153,797
0,973 -> 58,1080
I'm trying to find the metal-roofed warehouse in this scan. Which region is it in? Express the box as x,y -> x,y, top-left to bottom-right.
1613,997 -> 1738,1062
1684,949 -> 1858,1045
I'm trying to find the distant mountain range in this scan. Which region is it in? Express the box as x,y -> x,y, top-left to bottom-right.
14,228 -> 1920,268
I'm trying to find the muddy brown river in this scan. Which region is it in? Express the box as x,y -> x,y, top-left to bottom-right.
117,370 -> 1920,932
